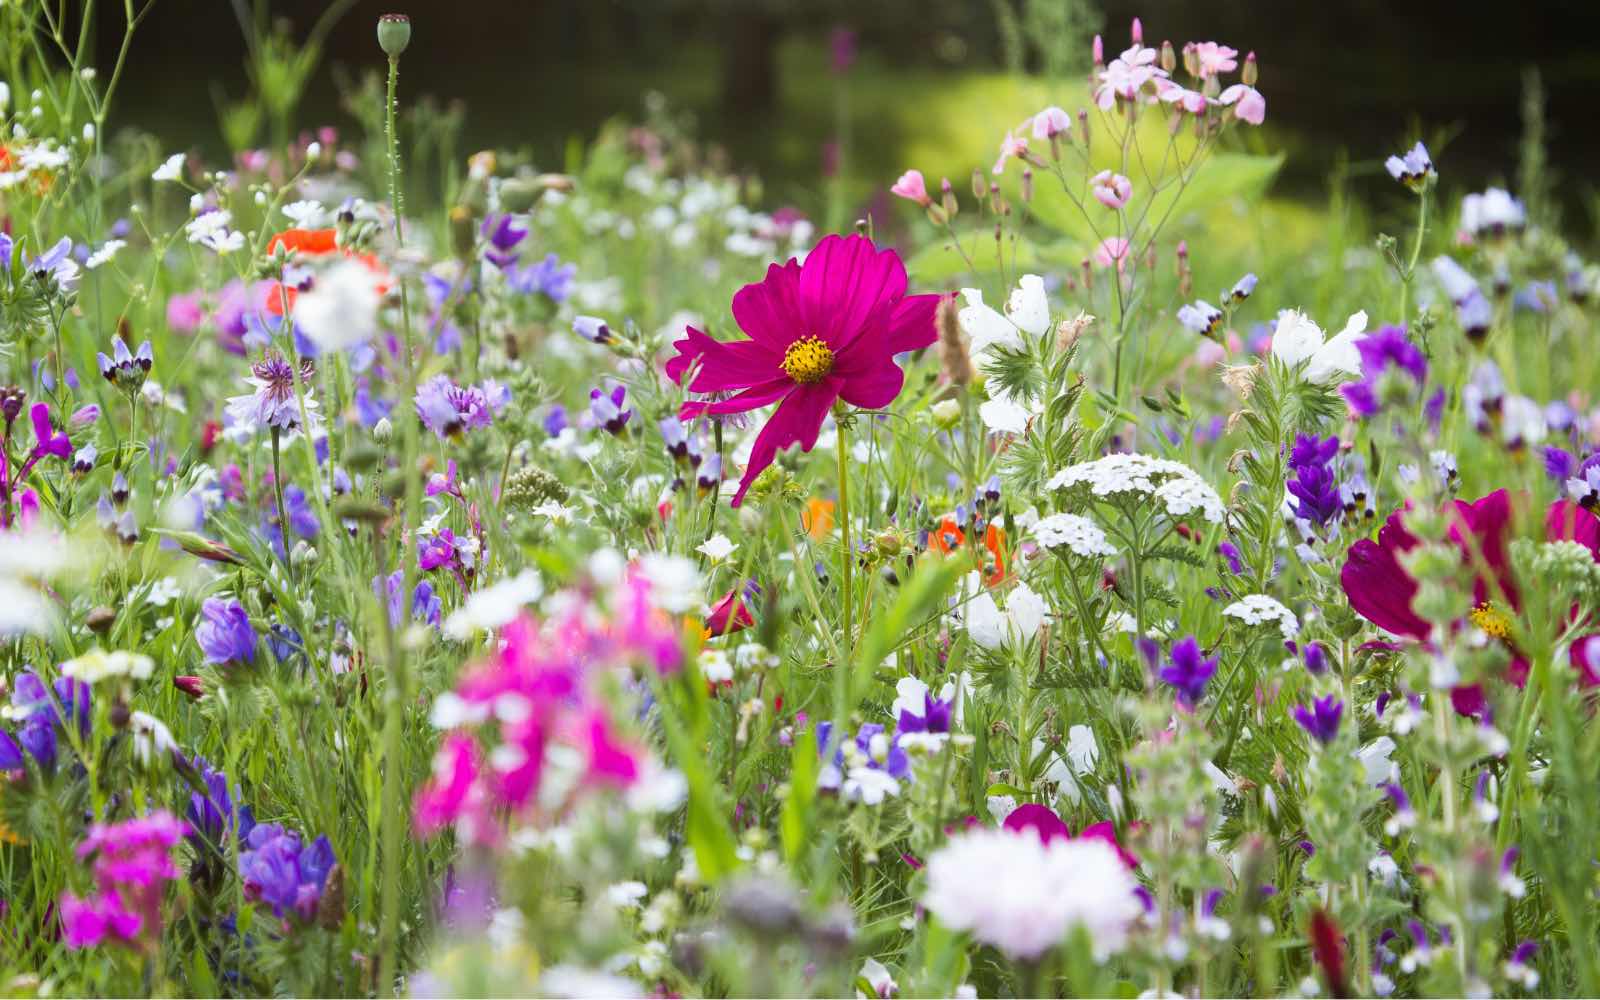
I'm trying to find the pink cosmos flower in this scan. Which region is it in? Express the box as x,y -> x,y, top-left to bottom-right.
1093,237 -> 1132,271
1219,84 -> 1266,125
1031,106 -> 1071,140
890,170 -> 931,207
666,234 -> 940,505
1091,170 -> 1133,209
1191,41 -> 1238,77
414,732 -> 498,845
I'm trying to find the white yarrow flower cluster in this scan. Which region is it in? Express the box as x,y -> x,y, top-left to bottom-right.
922,829 -> 1141,960
1046,452 -> 1225,525
1223,594 -> 1300,639
60,648 -> 155,684
1033,512 -> 1118,558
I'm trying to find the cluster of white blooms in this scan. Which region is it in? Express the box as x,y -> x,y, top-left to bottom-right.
60,649 -> 155,684
1223,594 -> 1299,639
1032,512 -> 1118,558
1046,452 -> 1225,525
922,829 -> 1142,960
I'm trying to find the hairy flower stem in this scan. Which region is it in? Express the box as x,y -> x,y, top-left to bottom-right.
836,410 -> 854,660
378,45 -> 419,996
1398,188 -> 1430,325
270,427 -> 293,583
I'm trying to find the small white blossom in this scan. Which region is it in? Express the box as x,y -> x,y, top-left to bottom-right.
1033,512 -> 1118,558
151,152 -> 185,182
697,533 -> 737,563
1047,452 -> 1225,524
1222,594 -> 1299,639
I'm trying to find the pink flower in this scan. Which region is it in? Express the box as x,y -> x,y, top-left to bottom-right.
706,582 -> 760,636
1219,84 -> 1266,125
61,811 -> 188,951
1001,803 -> 1139,869
1095,44 -> 1166,109
1155,78 -> 1210,114
1094,237 -> 1132,271
414,732 -> 498,845
1191,41 -> 1238,77
890,169 -> 931,207
1031,106 -> 1071,140
583,712 -> 640,787
992,131 -> 1029,175
665,234 -> 940,505
1091,34 -> 1103,65
1091,171 -> 1133,209
166,291 -> 205,333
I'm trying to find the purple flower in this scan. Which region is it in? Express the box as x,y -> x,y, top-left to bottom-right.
418,529 -> 459,572
1294,695 -> 1343,745
1287,433 -> 1342,527
196,597 -> 258,666
589,384 -> 632,435
1356,326 -> 1427,382
376,570 -> 443,626
572,315 -> 611,344
1157,636 -> 1218,709
30,236 -> 80,292
509,254 -> 576,301
543,404 -> 568,438
238,823 -> 337,920
1217,540 -> 1244,575
480,213 -> 527,269
1302,641 -> 1328,675
1177,300 -> 1222,337
226,353 -> 320,435
1384,141 -> 1434,190
185,757 -> 246,847
413,375 -> 508,439
1227,272 -> 1258,303
1544,446 -> 1575,482
897,691 -> 953,735
96,337 -> 153,392
28,403 -> 70,459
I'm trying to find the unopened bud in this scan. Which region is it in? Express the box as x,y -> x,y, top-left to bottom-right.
1182,42 -> 1199,78
1160,41 -> 1176,73
1130,17 -> 1143,44
970,167 -> 985,200
941,177 -> 957,218
1092,34 -> 1103,65
373,417 -> 393,442
936,294 -> 973,387
86,606 -> 116,634
376,13 -> 411,58
1242,52 -> 1258,86
931,398 -> 961,429
1077,109 -> 1090,153
924,203 -> 947,226
1020,168 -> 1033,203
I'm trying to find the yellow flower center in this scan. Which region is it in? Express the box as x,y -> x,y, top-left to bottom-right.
1469,603 -> 1514,641
781,335 -> 835,385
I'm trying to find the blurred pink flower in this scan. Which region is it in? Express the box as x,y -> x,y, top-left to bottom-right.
1091,171 -> 1133,209
890,169 -> 931,207
1191,41 -> 1238,77
1219,84 -> 1266,125
1155,79 -> 1210,114
166,291 -> 204,333
1094,237 -> 1132,271
1031,106 -> 1071,140
992,132 -> 1029,175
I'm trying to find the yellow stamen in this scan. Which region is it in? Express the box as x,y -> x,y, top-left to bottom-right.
781,335 -> 835,385
1469,603 -> 1513,641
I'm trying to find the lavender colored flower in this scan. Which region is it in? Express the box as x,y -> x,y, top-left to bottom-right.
1302,641 -> 1328,675
543,404 -> 568,437
509,253 -> 576,302
1177,300 -> 1222,337
589,384 -> 632,435
572,315 -> 611,344
196,597 -> 258,666
1227,273 -> 1257,303
185,757 -> 244,847
1217,540 -> 1244,575
1384,141 -> 1433,190
1157,636 -> 1218,709
376,570 -> 442,626
897,691 -> 952,734
30,236 -> 80,292
414,374 -> 508,439
480,213 -> 527,269
1544,446 -> 1575,483
1294,695 -> 1343,745
238,823 -> 337,920
225,353 -> 321,435
1287,433 -> 1341,526
696,453 -> 723,492
96,337 -> 153,393
418,529 -> 459,572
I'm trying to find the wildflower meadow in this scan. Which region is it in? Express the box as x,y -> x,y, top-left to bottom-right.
2,4 -> 1600,997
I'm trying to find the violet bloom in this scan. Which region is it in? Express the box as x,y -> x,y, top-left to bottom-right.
196,597 -> 258,666
238,823 -> 337,921
1178,301 -> 1222,337
543,404 -> 568,438
509,253 -> 576,302
376,570 -> 442,626
897,690 -> 953,735
1228,273 -> 1258,303
1294,695 -> 1343,745
1287,433 -> 1341,527
185,757 -> 247,848
414,375 -> 508,439
1157,636 -> 1218,709
1340,326 -> 1426,418
28,403 -> 70,459
30,236 -> 81,292
1384,141 -> 1434,191
418,528 -> 459,572
589,384 -> 632,435
225,353 -> 321,436
480,213 -> 527,269
572,315 -> 611,344
96,337 -> 153,393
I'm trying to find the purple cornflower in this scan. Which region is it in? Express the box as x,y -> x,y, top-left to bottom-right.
1157,636 -> 1218,709
225,353 -> 320,435
1293,695 -> 1343,745
418,529 -> 459,572
1287,433 -> 1342,527
196,597 -> 258,666
96,337 -> 153,393
238,823 -> 337,921
589,384 -> 632,435
509,254 -> 576,301
480,213 -> 527,269
413,374 -> 509,439
1177,300 -> 1223,337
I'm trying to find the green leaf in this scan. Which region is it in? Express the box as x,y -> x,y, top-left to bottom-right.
780,724 -> 819,869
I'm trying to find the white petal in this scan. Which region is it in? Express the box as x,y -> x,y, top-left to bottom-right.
1005,274 -> 1050,337
958,288 -> 1023,356
1269,309 -> 1323,368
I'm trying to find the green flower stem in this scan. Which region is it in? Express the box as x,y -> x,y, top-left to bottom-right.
836,409 -> 854,661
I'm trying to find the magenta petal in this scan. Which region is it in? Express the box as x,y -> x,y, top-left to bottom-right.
798,234 -> 906,351
1077,820 -> 1140,869
731,258 -> 806,349
1450,683 -> 1487,718
1547,500 -> 1600,560
836,357 -> 905,410
1002,803 -> 1071,844
730,381 -> 839,506
679,378 -> 792,420
1448,489 -> 1517,607
664,326 -> 782,392
1340,537 -> 1429,640
885,292 -> 942,354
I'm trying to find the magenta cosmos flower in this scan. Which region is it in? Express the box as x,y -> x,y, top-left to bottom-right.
665,234 -> 941,505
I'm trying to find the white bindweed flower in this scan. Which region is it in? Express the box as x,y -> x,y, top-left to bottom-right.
1270,308 -> 1367,383
696,533 -> 737,563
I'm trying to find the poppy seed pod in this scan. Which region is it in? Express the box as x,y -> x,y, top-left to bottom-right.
377,14 -> 411,58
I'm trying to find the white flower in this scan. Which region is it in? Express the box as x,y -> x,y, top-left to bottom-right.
537,965 -> 641,999
296,259 -> 383,352
282,199 -> 328,226
858,958 -> 897,999
978,390 -> 1037,435
639,554 -> 702,614
843,766 -> 900,805
922,829 -> 1141,960
964,577 -> 1049,650
1270,308 -> 1367,383
60,648 -> 155,684
605,880 -> 648,909
1046,452 -> 1225,524
151,152 -> 185,182
1033,513 -> 1118,558
1358,736 -> 1399,787
1460,188 -> 1525,235
699,649 -> 734,684
1005,274 -> 1051,336
85,240 -> 125,269
958,274 -> 1049,356
129,711 -> 177,766
1368,851 -> 1400,887
697,533 -> 737,563
1222,594 -> 1299,639
442,569 -> 543,639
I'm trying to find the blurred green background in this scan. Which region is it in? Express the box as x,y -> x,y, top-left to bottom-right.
92,0 -> 1600,241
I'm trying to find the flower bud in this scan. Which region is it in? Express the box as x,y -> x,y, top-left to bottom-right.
1077,109 -> 1090,152
940,177 -> 957,218
1182,42 -> 1199,77
1020,168 -> 1033,203
970,167 -> 985,200
376,13 -> 411,58
1160,40 -> 1176,72
1242,51 -> 1258,86
1091,34 -> 1103,66
931,399 -> 961,429
1130,17 -> 1143,44
86,606 -> 116,633
373,417 -> 393,442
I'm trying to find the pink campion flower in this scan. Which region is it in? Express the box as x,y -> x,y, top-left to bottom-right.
1095,44 -> 1165,109
1094,237 -> 1132,271
665,234 -> 940,506
62,811 -> 189,951
1155,78 -> 1210,114
1190,41 -> 1238,77
1031,106 -> 1071,140
992,131 -> 1029,175
1219,84 -> 1266,125
890,170 -> 931,207
1091,171 -> 1133,209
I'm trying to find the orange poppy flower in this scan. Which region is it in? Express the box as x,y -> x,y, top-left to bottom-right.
264,227 -> 392,316
929,516 -> 1007,585
801,497 -> 836,539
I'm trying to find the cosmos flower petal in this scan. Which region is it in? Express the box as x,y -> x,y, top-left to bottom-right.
731,381 -> 840,506
798,234 -> 906,351
665,326 -> 782,392
730,258 -> 806,349
884,292 -> 942,354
